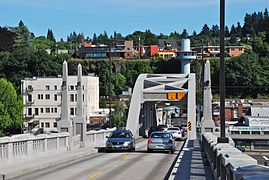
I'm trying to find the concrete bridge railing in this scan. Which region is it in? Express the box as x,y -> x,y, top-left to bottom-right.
202,132 -> 269,179
0,128 -> 115,163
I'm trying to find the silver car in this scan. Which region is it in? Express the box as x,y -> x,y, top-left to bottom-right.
147,132 -> 175,153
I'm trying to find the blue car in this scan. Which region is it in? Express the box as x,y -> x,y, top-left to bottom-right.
105,129 -> 136,152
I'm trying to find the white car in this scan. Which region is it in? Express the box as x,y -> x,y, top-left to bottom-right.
167,127 -> 182,140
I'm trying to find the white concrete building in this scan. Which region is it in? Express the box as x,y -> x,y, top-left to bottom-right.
21,75 -> 99,133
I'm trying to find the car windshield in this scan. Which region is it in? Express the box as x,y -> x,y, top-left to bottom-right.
150,133 -> 170,138
110,132 -> 130,138
168,128 -> 179,131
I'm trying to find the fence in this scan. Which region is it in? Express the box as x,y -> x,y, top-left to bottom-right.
0,128 -> 115,162
202,132 -> 269,179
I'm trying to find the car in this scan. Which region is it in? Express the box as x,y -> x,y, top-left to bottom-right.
147,132 -> 175,153
105,129 -> 135,152
167,127 -> 182,140
157,124 -> 168,131
148,125 -> 165,137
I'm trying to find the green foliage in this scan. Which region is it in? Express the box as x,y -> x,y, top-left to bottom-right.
0,78 -> 23,136
111,101 -> 127,128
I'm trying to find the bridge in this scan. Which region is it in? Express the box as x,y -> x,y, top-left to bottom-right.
1,57 -> 269,180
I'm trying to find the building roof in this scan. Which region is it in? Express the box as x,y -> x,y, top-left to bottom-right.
157,39 -> 178,50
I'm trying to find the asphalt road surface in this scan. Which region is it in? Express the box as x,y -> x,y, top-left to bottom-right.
17,139 -> 185,180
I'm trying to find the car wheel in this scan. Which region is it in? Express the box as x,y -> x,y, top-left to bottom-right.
106,149 -> 111,153
147,149 -> 152,153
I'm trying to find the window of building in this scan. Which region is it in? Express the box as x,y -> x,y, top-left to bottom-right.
45,122 -> 50,128
264,131 -> 269,135
28,94 -> 32,102
46,108 -> 50,113
54,94 -> 57,101
70,108 -> 75,115
251,131 -> 260,135
46,85 -> 50,90
46,94 -> 50,100
53,122 -> 57,128
54,108 -> 57,113
82,86 -> 85,90
54,85 -> 57,90
241,131 -> 250,134
51,108 -> 54,113
41,122 -> 44,128
28,85 -> 33,90
70,94 -> 75,102
239,48 -> 243,51
83,94 -> 85,102
70,85 -> 74,90
231,131 -> 239,134
35,108 -> 39,116
38,94 -> 44,100
75,94 -> 77,102
41,108 -> 44,113
28,108 -> 32,115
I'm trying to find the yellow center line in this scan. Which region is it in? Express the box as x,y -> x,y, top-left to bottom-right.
122,156 -> 129,161
89,171 -> 102,179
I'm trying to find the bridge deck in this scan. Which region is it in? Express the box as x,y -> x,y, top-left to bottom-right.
169,138 -> 214,180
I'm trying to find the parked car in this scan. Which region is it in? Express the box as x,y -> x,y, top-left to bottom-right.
147,132 -> 175,153
148,125 -> 165,137
167,127 -> 182,140
105,129 -> 135,152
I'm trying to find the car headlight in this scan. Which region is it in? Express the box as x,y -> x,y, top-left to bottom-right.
123,141 -> 131,146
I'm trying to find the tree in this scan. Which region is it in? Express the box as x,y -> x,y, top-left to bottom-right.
200,24 -> 211,36
92,33 -> 97,45
0,27 -> 16,52
12,20 -> 31,48
181,29 -> 188,38
0,78 -> 23,136
243,14 -> 256,36
46,29 -> 56,42
224,26 -> 230,37
111,101 -> 127,128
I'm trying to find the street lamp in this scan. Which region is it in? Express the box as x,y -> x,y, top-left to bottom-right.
218,0 -> 229,143
109,39 -> 112,128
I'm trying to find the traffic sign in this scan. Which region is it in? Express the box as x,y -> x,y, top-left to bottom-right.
187,121 -> 192,131
177,92 -> 185,100
167,92 -> 177,100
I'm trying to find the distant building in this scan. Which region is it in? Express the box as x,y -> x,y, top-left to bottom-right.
193,45 -> 245,59
79,40 -> 134,59
21,75 -> 100,133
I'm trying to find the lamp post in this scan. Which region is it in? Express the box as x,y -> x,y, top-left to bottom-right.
109,39 -> 112,128
218,0 -> 229,143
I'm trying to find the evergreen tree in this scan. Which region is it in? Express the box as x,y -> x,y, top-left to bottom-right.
235,22 -> 242,37
46,29 -> 56,42
200,24 -> 210,36
243,14 -> 256,36
211,25 -> 220,37
181,29 -> 188,38
12,20 -> 30,48
92,33 -> 97,45
224,26 -> 230,37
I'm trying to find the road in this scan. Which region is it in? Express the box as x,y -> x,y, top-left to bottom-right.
17,139 -> 185,180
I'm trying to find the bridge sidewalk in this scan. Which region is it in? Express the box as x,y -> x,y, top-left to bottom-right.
0,146 -> 98,179
169,138 -> 214,180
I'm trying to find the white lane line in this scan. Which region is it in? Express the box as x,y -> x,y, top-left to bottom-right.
263,156 -> 269,161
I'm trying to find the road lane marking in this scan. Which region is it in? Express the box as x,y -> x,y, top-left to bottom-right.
89,171 -> 102,179
122,156 -> 129,161
263,156 -> 269,161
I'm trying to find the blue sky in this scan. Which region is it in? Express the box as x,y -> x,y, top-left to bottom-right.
0,0 -> 268,40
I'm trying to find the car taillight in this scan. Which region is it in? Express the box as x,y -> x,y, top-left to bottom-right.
148,139 -> 153,143
168,139 -> 173,144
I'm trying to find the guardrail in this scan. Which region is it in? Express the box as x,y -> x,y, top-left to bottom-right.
86,128 -> 116,147
0,133 -> 69,162
0,128 -> 115,163
202,132 -> 269,179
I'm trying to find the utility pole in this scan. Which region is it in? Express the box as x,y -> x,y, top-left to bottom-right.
109,39 -> 112,128
138,37 -> 141,59
218,0 -> 229,143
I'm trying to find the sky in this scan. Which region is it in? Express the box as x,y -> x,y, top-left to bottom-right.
0,0 -> 268,40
